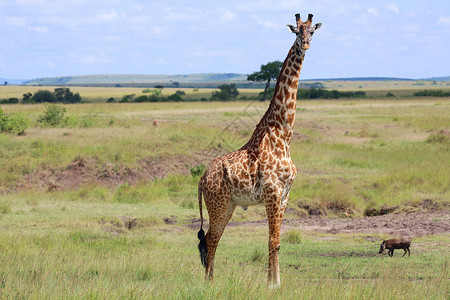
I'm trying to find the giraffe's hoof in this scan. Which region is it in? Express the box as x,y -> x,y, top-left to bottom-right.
268,282 -> 281,289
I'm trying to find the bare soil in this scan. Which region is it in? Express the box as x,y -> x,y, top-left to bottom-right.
190,210 -> 449,238
17,148 -> 227,192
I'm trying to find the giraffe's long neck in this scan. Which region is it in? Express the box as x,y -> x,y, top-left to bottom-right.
246,43 -> 305,149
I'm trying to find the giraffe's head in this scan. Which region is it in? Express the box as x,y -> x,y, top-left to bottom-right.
287,13 -> 321,51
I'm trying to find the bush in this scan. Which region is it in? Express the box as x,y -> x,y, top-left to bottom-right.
33,90 -> 56,103
167,93 -> 183,102
190,164 -> 206,177
426,132 -> 449,144
142,88 -> 161,95
0,107 -> 28,135
134,95 -> 149,102
25,88 -> 82,104
54,88 -> 81,103
298,88 -> 366,99
22,93 -> 33,103
210,84 -> 239,101
120,94 -> 135,103
0,98 -> 19,104
413,89 -> 450,97
37,103 -> 66,126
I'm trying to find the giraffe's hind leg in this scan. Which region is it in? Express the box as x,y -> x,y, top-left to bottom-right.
204,197 -> 236,282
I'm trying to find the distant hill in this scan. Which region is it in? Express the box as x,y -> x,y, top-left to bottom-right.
13,73 -> 450,87
302,77 -> 415,81
421,76 -> 450,81
23,73 -> 248,86
0,77 -> 28,85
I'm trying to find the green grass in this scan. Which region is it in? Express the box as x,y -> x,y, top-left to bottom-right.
0,97 -> 448,298
1,99 -> 449,213
0,195 -> 448,299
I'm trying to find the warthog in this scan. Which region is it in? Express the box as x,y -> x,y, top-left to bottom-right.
379,238 -> 411,257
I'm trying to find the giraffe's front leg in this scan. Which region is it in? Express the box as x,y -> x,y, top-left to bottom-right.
265,192 -> 286,288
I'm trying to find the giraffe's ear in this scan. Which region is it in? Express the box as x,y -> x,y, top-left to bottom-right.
287,25 -> 298,33
313,23 -> 322,31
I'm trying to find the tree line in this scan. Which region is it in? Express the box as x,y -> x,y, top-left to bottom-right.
1,88 -> 82,104
2,86 -> 448,105
413,89 -> 450,97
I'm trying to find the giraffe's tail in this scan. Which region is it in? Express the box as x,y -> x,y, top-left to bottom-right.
197,176 -> 208,269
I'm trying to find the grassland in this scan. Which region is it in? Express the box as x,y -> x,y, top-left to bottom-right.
2,79 -> 450,102
0,89 -> 449,298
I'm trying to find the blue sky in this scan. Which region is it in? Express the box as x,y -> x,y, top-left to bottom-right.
1,0 -> 449,80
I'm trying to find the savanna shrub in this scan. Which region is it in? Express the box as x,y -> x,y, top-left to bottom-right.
426,132 -> 449,144
190,164 -> 206,177
37,103 -> 66,126
33,90 -> 56,103
0,107 -> 28,135
0,98 -> 19,104
283,230 -> 302,244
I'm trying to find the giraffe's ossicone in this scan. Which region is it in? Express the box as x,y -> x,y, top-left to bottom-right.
197,13 -> 322,288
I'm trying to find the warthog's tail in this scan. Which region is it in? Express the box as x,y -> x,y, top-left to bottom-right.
197,176 -> 207,268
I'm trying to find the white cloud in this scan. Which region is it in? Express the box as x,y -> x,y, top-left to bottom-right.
77,54 -> 96,64
250,14 -> 279,29
16,0 -> 43,5
386,4 -> 399,14
367,7 -> 378,16
29,26 -> 48,33
6,16 -> 27,27
438,16 -> 450,26
95,9 -> 119,23
133,4 -> 144,12
220,9 -> 237,22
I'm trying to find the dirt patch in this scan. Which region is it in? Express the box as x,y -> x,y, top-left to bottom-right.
192,211 -> 449,238
287,211 -> 449,237
364,205 -> 398,217
17,148 -> 227,192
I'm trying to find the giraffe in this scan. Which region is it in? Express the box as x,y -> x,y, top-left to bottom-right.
197,13 -> 322,287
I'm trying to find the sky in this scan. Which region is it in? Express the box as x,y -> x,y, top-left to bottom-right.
1,0 -> 449,80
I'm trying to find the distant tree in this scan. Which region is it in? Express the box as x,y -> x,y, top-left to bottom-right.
148,94 -> 162,102
258,87 -> 275,100
22,93 -> 33,103
142,88 -> 161,95
247,60 -> 283,101
134,95 -> 149,102
54,88 -> 81,104
107,97 -> 116,103
167,93 -> 183,101
0,98 -> 19,104
120,94 -> 135,103
154,85 -> 164,90
33,90 -> 56,103
210,84 -> 239,101
72,93 -> 81,103
172,81 -> 180,88
4,81 -> 7,86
